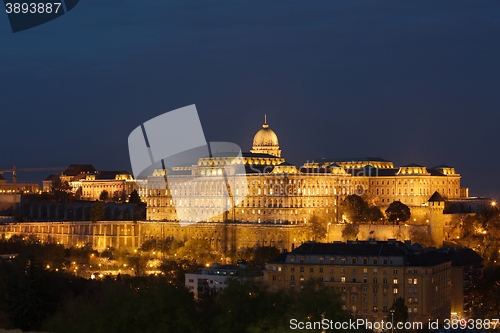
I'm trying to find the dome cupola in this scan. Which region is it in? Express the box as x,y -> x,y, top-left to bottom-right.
250,115 -> 281,157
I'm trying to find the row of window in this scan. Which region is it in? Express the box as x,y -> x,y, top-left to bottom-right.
288,275 -> 417,286
291,256 -> 394,266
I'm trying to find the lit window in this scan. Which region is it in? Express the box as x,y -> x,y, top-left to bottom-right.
341,276 -> 346,283
393,288 -> 398,294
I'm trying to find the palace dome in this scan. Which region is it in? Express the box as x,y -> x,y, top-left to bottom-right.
251,115 -> 281,157
253,123 -> 279,148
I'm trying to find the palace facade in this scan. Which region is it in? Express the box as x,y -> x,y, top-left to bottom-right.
136,117 -> 467,223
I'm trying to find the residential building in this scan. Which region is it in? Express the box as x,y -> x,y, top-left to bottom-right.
185,263 -> 263,298
441,247 -> 483,320
264,240 -> 452,323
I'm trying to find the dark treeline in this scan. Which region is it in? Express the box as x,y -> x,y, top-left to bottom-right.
0,236 -> 357,333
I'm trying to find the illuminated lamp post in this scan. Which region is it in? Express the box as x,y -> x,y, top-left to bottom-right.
390,309 -> 395,333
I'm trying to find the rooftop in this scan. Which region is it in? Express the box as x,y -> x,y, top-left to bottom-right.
63,164 -> 97,177
269,240 -> 454,267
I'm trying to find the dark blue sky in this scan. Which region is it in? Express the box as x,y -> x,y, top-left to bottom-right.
1,0 -> 499,198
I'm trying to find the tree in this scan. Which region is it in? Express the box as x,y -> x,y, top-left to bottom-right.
159,259 -> 198,286
74,186 -> 82,200
177,239 -> 216,265
43,278 -> 199,333
90,202 -> 105,223
112,191 -> 120,203
139,238 -> 156,252
367,206 -> 384,224
339,194 -> 370,223
307,214 -> 328,240
410,229 -> 433,248
51,178 -> 72,202
252,246 -> 280,267
341,223 -> 359,240
99,190 -> 109,202
210,278 -> 349,333
120,191 -> 128,202
385,201 -> 411,225
3,249 -> 58,331
128,189 -> 141,203
386,297 -> 408,331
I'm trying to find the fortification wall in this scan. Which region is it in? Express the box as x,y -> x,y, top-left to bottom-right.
0,221 -> 308,252
0,208 -> 457,252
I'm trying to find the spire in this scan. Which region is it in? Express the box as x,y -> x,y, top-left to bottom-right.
263,114 -> 269,128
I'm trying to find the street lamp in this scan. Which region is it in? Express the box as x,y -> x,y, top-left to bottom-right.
390,309 -> 395,333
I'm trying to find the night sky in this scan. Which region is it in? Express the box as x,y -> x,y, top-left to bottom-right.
1,0 -> 499,198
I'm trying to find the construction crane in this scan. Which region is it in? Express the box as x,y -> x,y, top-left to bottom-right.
0,164 -> 66,190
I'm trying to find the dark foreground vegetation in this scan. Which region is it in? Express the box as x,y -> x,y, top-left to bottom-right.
0,236 -> 355,333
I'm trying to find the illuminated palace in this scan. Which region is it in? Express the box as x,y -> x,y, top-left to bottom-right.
140,117 -> 467,223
